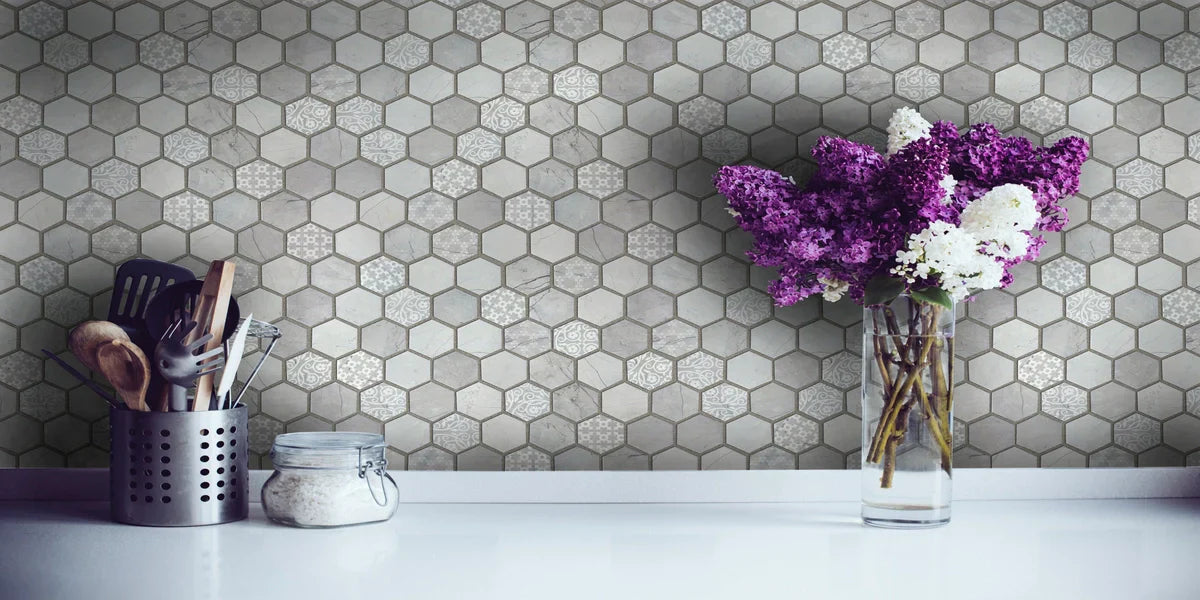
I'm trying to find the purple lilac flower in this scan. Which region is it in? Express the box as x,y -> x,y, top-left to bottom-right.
713,119 -> 1089,306
940,122 -> 1088,232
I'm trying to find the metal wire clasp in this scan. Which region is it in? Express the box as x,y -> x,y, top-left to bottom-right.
357,447 -> 390,507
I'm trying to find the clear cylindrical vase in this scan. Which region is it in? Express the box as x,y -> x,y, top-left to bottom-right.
861,294 -> 955,528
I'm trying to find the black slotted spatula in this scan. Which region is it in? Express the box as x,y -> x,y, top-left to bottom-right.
108,259 -> 196,351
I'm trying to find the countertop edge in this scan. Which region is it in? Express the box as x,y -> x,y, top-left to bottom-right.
2,467 -> 1198,503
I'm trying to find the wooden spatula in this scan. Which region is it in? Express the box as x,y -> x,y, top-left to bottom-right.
188,260 -> 236,411
95,340 -> 151,412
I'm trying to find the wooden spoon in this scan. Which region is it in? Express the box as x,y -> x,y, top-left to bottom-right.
95,339 -> 151,412
68,321 -> 130,372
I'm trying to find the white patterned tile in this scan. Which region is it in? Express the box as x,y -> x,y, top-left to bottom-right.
336,96 -> 382,135
235,159 -> 283,199
480,96 -> 526,133
90,158 -> 138,197
702,383 -> 748,421
212,65 -> 257,103
360,256 -> 407,295
578,414 -> 623,452
552,65 -> 600,103
458,4 -> 501,40
385,288 -> 432,326
162,191 -> 209,230
1066,289 -> 1112,326
17,128 -> 65,165
1018,351 -> 1066,390
433,413 -> 481,452
286,351 -> 333,391
383,33 -> 431,70
1114,413 -> 1160,453
457,127 -> 502,165
677,351 -> 723,390
431,159 -> 478,197
505,382 -> 551,421
360,128 -> 407,165
284,97 -> 333,135
481,288 -> 526,326
626,352 -> 673,391
1042,383 -> 1088,421
504,446 -> 552,470
576,160 -> 623,198
727,34 -> 772,71
701,2 -> 747,41
773,414 -> 818,453
162,127 -> 209,166
286,222 -> 334,262
552,320 -> 599,357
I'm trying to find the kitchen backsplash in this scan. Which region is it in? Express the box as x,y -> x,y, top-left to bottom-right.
0,0 -> 1197,470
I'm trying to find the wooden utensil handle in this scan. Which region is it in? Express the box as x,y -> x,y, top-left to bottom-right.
153,378 -> 170,412
190,261 -> 236,411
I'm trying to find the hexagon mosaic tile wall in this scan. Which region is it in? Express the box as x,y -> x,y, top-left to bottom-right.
0,0 -> 1198,470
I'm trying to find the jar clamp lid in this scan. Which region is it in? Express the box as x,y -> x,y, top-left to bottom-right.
270,432 -> 391,507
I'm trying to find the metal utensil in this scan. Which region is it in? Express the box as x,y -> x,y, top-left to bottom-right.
144,278 -> 240,411
232,318 -> 283,408
95,340 -> 151,412
41,350 -> 120,408
154,318 -> 225,412
216,314 -> 252,411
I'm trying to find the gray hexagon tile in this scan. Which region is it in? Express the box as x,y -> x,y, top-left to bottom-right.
0,0 -> 1197,469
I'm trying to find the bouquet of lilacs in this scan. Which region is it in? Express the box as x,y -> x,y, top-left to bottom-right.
714,108 -> 1087,487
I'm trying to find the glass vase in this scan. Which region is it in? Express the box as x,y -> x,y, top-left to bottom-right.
861,294 -> 955,528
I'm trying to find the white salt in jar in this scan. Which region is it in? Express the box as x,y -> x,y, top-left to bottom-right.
262,432 -> 398,528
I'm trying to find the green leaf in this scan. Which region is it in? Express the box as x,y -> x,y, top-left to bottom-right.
911,286 -> 954,310
862,275 -> 905,306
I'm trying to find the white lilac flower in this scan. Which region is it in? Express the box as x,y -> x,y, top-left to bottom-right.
910,222 -> 978,275
886,107 -> 933,156
945,253 -> 1004,300
818,276 -> 849,302
938,174 -> 957,205
892,220 -> 1005,301
960,183 -> 1038,259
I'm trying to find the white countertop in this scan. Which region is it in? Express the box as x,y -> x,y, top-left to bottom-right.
3,469 -> 1199,600
3,498 -> 1200,600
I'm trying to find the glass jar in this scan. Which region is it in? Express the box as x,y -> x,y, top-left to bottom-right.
262,432 -> 398,528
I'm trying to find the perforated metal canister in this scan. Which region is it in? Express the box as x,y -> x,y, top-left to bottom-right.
109,406 -> 249,527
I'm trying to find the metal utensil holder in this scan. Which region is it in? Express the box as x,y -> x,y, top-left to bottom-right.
110,406 -> 249,526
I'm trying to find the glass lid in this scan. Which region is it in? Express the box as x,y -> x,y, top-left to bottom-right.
273,431 -> 384,452
271,432 -> 386,469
